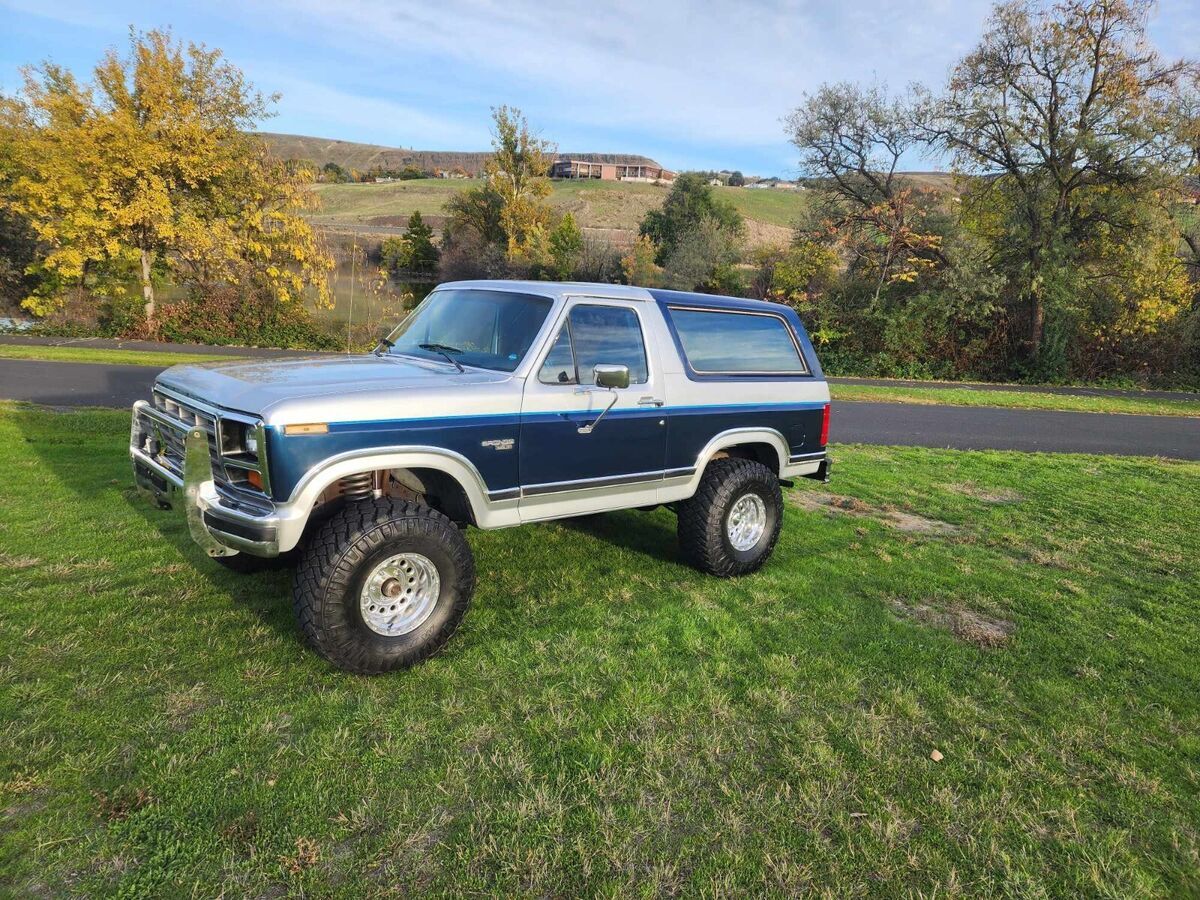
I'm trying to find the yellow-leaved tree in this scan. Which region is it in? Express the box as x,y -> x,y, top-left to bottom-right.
483,105 -> 555,256
2,29 -> 331,324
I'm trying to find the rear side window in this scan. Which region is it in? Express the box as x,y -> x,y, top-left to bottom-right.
668,307 -> 807,374
538,305 -> 649,385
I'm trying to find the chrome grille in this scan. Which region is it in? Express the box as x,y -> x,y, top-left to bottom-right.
134,391 -> 223,483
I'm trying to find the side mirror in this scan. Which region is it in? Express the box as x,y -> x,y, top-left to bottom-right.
593,364 -> 630,390
578,364 -> 630,434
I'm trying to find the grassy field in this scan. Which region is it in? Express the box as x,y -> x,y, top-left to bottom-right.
309,178 -> 808,244
830,383 -> 1200,418
2,403 -> 1198,895
0,344 -> 236,367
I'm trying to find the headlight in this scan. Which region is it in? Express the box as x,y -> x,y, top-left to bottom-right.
220,421 -> 259,458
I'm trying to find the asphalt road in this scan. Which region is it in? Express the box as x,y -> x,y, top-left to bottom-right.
1,357 -> 1197,459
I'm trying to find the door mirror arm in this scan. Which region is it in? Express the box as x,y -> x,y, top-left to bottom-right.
577,364 -> 630,434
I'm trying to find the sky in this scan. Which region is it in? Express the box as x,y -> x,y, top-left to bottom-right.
2,0 -> 1197,176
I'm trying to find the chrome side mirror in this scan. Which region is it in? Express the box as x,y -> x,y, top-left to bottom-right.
578,364 -> 630,434
593,364 -> 630,390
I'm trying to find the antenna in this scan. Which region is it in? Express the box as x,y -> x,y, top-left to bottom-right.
345,235 -> 357,354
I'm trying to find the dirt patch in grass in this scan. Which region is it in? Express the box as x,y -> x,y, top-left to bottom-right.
888,598 -> 1015,648
790,491 -> 961,536
949,482 -> 1024,504
0,552 -> 40,569
280,836 -> 321,875
94,786 -> 155,822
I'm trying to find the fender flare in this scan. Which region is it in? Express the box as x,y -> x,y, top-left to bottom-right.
693,427 -> 790,477
655,428 -> 792,505
273,445 -> 517,551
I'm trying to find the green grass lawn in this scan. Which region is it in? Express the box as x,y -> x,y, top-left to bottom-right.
0,344 -> 237,367
2,404 -> 1198,895
831,382 -> 1200,418
713,184 -> 812,229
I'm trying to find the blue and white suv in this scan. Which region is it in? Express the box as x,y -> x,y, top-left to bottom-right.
131,281 -> 831,673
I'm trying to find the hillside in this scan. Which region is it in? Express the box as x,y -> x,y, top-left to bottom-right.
259,132 -> 665,177
308,178 -> 808,248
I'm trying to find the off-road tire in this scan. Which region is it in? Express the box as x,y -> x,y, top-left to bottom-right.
293,498 -> 475,674
677,457 -> 783,577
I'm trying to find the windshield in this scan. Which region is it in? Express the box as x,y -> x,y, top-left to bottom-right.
382,289 -> 553,373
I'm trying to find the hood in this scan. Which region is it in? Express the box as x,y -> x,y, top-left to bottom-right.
155,353 -> 511,419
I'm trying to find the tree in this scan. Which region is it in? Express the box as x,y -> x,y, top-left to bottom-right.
786,82 -> 946,299
484,105 -> 556,255
547,212 -> 583,279
620,235 -> 663,287
0,97 -> 43,311
443,182 -> 507,248
728,171 -> 746,187
321,162 -> 352,183
3,29 -> 331,322
751,242 -> 838,304
923,0 -> 1197,361
381,210 -> 439,276
662,217 -> 743,294
638,173 -> 744,264
441,106 -> 556,270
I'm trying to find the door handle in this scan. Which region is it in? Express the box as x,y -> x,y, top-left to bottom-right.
638,396 -> 665,407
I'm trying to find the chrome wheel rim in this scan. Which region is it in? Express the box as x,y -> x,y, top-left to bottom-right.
359,553 -> 441,636
727,493 -> 768,552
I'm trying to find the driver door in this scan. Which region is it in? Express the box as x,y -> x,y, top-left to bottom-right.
518,300 -> 667,521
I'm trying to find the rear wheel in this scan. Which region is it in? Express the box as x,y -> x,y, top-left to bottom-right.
676,457 -> 783,577
293,498 -> 475,674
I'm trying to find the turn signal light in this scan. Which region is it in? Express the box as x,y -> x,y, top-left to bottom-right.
284,423 -> 329,435
246,470 -> 263,490
819,403 -> 830,447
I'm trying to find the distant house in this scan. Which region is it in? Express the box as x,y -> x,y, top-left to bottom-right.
746,179 -> 803,191
550,158 -> 676,183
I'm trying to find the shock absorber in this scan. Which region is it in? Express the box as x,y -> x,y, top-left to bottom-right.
339,471 -> 375,501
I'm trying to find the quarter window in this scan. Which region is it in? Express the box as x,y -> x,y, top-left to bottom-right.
668,308 -> 807,374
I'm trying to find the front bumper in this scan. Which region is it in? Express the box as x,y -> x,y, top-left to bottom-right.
131,407 -> 281,558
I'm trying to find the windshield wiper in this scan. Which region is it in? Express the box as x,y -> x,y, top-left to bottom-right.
418,342 -> 465,373
372,336 -> 394,356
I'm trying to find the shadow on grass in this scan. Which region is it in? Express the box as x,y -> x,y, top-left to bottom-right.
11,403 -> 304,646
557,508 -> 681,566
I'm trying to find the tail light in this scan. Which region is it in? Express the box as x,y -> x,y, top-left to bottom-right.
819,403 -> 830,447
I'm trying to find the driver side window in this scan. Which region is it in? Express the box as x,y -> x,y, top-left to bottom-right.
537,305 -> 649,386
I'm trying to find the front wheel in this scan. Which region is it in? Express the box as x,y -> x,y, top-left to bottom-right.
293,498 -> 475,674
676,458 -> 783,577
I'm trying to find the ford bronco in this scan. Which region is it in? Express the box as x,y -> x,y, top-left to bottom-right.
131,281 -> 831,673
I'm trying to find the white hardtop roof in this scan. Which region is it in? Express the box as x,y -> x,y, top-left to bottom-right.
437,280 -> 655,302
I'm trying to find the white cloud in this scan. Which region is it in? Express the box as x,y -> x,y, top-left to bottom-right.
265,0 -> 995,148
247,70 -> 489,149
5,0 -> 1195,170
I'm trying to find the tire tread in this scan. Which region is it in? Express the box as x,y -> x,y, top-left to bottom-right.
292,498 -> 475,674
677,457 -> 783,577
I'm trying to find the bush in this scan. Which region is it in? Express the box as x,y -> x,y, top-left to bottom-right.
156,287 -> 340,350
438,229 -> 511,282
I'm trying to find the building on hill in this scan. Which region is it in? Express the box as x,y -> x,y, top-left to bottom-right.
550,158 -> 676,183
